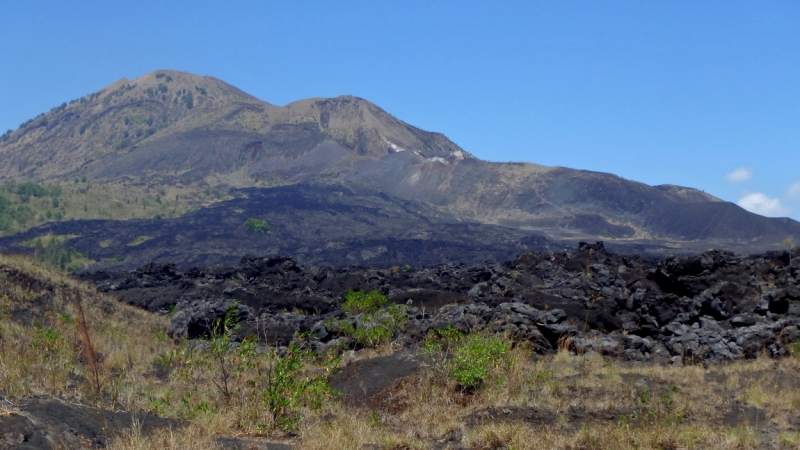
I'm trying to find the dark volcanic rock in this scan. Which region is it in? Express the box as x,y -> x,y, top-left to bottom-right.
167,299 -> 255,339
80,242 -> 800,364
0,398 -> 179,449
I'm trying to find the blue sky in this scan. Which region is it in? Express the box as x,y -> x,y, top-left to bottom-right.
1,1 -> 799,219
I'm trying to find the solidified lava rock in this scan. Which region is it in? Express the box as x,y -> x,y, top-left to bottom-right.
80,242 -> 800,364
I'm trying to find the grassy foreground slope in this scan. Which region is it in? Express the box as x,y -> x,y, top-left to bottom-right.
1,253 -> 799,449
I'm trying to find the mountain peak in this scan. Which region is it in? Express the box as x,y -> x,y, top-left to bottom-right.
1,71 -> 799,253
281,95 -> 470,159
0,71 -> 470,182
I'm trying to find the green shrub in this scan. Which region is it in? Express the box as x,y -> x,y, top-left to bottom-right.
423,325 -> 463,350
11,205 -> 34,226
243,218 -> 270,233
342,290 -> 387,314
354,304 -> 409,347
0,214 -> 13,231
116,139 -> 131,150
29,237 -> 89,272
449,334 -> 509,390
182,91 -> 194,110
11,182 -> 53,198
328,291 -> 408,348
259,343 -> 334,430
0,195 -> 10,214
167,304 -> 336,432
424,328 -> 510,391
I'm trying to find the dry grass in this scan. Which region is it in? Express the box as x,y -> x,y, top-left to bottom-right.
107,423 -> 222,450
294,342 -> 800,449
0,253 -> 168,403
1,253 -> 799,449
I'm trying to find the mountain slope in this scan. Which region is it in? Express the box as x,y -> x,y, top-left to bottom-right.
0,70 -> 465,185
1,69 -> 799,254
0,184 -> 557,269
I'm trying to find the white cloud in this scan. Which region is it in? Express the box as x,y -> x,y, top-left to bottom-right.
785,181 -> 800,200
738,192 -> 791,217
725,167 -> 752,183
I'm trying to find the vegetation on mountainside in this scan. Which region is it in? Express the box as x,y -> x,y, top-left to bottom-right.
127,236 -> 153,247
243,218 -> 270,233
0,181 -> 228,236
1,254 -> 799,448
21,234 -> 92,272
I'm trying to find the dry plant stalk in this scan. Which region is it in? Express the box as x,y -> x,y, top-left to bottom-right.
71,290 -> 102,399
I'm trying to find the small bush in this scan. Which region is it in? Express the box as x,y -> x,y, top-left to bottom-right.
166,304 -> 336,432
424,328 -> 510,391
243,218 -> 270,233
352,304 -> 409,347
29,236 -> 89,272
0,195 -> 10,214
342,290 -> 387,314
10,205 -> 35,226
328,290 -> 408,348
182,91 -> 194,110
260,343 -> 335,430
449,334 -> 509,390
11,182 -> 54,198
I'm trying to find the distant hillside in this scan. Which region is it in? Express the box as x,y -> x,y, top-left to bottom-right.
1,69 -> 799,257
0,184 -> 558,269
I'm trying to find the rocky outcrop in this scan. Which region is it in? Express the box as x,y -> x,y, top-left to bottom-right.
82,242 -> 800,364
0,398 -> 179,449
167,298 -> 255,339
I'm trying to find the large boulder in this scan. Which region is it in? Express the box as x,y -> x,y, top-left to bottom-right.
167,299 -> 255,339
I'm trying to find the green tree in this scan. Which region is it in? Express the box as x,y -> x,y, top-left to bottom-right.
182,91 -> 194,109
243,218 -> 270,233
0,214 -> 12,231
0,195 -> 10,214
13,182 -> 49,197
